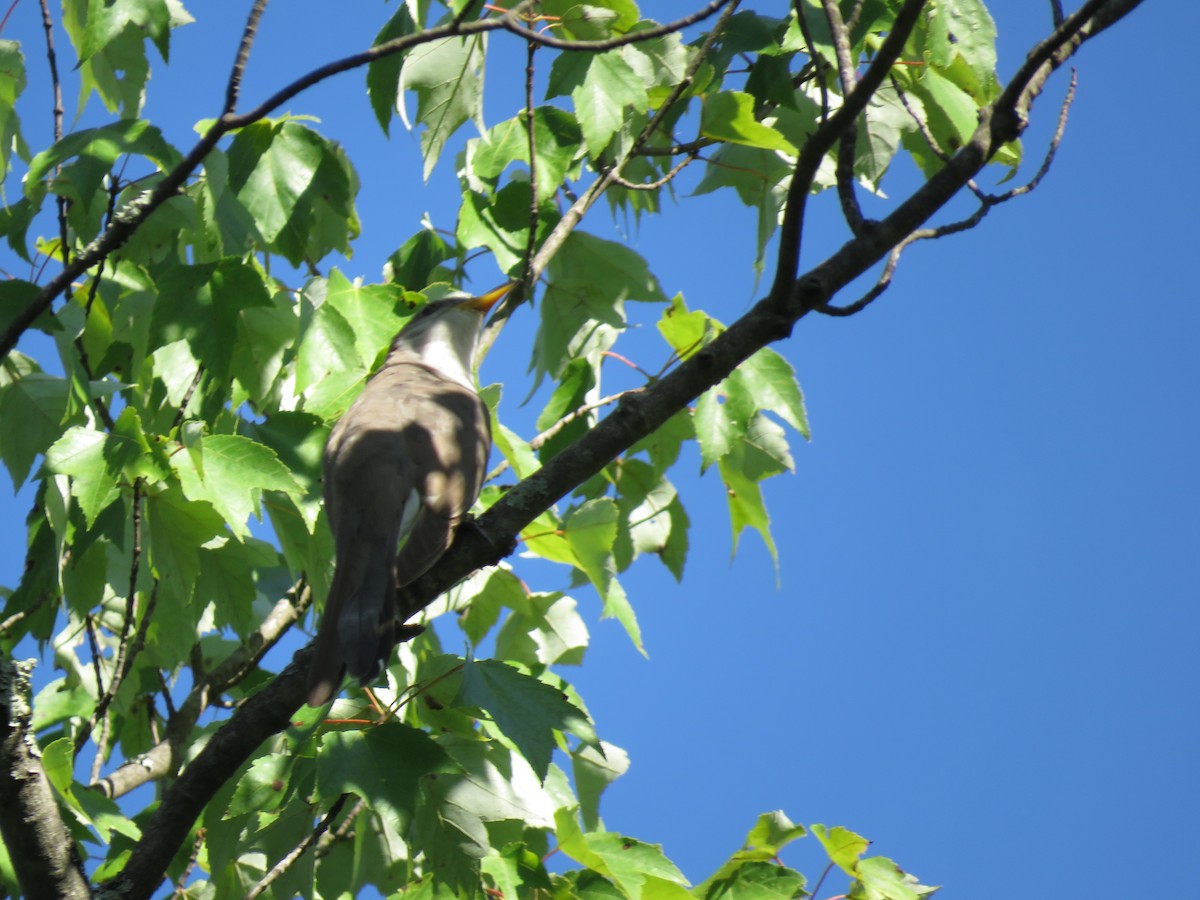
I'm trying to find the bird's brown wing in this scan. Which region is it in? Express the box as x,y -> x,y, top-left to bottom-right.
394,375 -> 491,586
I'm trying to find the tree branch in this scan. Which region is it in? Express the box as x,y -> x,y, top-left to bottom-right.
0,657 -> 91,900
90,583 -> 309,800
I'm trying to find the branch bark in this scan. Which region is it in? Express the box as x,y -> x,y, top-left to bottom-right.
0,657 -> 91,900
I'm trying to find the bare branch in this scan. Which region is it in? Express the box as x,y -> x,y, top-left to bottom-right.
611,153 -> 698,191
0,658 -> 91,900
769,0 -> 927,307
245,794 -> 349,899
224,0 -> 269,115
521,34 -> 541,299
76,480 -> 147,756
486,390 -> 635,483
821,69 -> 1080,319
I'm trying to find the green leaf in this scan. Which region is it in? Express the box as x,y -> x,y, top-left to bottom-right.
316,722 -> 451,826
701,91 -> 798,154
565,498 -> 644,654
458,658 -> 595,781
169,434 -> 303,538
72,784 -> 141,843
572,740 -> 629,832
230,302 -> 298,411
543,0 -> 639,40
0,369 -> 74,490
745,811 -> 807,856
699,860 -> 808,900
549,51 -> 649,158
621,33 -> 691,104
614,460 -> 687,579
458,181 -> 539,275
414,737 -> 556,889
227,119 -> 323,242
534,231 -> 666,383
27,119 -> 181,197
385,226 -> 457,291
849,856 -> 940,900
400,35 -> 486,178
812,824 -> 870,876
716,413 -> 794,564
366,3 -> 422,134
0,40 -> 27,177
199,536 -> 280,635
555,818 -> 690,900
928,0 -> 997,97
149,259 -> 272,389
144,482 -> 227,617
322,268 -> 408,368
294,281 -> 364,409
227,119 -> 360,265
78,0 -> 173,63
44,426 -> 122,526
737,349 -> 810,438
225,752 -> 294,819
495,591 -> 589,668
41,736 -> 75,798
907,68 -> 978,155
32,678 -> 94,733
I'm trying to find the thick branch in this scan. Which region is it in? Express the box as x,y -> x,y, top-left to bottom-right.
0,657 -> 90,900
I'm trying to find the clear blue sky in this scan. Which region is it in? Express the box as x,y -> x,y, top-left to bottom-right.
3,3 -> 1192,898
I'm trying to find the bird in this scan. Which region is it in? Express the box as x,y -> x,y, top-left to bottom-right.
305,283 -> 512,707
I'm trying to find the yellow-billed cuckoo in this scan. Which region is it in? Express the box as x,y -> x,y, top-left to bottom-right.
306,284 -> 511,707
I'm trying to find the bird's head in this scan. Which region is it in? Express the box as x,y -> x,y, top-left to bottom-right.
389,282 -> 514,386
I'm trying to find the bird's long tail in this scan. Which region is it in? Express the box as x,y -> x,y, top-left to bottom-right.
306,522 -> 397,707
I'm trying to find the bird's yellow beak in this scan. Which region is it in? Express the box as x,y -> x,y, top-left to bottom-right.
460,282 -> 514,313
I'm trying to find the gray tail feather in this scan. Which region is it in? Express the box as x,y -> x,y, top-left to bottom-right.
338,536 -> 397,683
306,533 -> 397,707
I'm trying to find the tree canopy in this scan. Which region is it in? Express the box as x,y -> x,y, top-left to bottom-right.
0,1 -> 1144,898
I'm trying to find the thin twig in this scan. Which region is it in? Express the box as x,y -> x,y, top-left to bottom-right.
245,794 -> 349,899
770,0 -> 927,310
810,861 -> 838,900
170,366 -> 205,432
315,797 -> 366,857
793,0 -> 830,120
611,153 -> 697,191
38,0 -> 68,269
486,390 -> 636,482
75,477 -> 145,755
170,830 -> 205,899
820,70 -> 1079,318
522,34 -> 539,295
821,0 -> 867,234
224,0 -> 269,115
